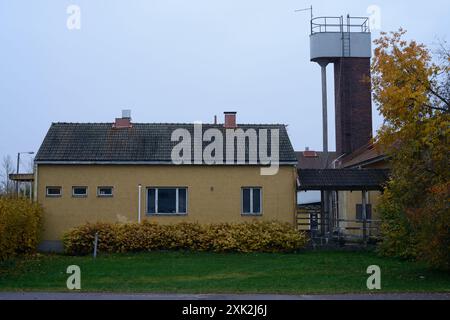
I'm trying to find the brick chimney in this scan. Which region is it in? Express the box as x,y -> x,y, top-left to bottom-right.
303,147 -> 318,158
113,110 -> 132,129
224,112 -> 237,129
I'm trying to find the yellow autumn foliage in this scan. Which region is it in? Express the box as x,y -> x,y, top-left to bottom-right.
372,29 -> 450,270
0,197 -> 43,261
63,221 -> 307,255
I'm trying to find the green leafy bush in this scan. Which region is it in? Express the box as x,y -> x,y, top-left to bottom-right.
378,183 -> 450,270
0,197 -> 43,261
63,221 -> 307,255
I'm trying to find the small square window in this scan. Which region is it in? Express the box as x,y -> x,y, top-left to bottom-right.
46,187 -> 62,197
72,187 -> 88,197
97,187 -> 113,197
242,187 -> 262,215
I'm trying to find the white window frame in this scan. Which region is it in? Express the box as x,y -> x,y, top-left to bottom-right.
46,186 -> 62,197
241,187 -> 263,215
147,187 -> 188,215
97,186 -> 114,197
72,186 -> 88,198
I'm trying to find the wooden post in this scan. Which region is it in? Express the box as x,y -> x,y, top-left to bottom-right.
93,232 -> 98,258
335,191 -> 339,234
362,190 -> 367,245
320,190 -> 325,236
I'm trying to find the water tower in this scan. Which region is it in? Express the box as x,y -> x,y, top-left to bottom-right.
310,15 -> 373,157
309,15 -> 373,237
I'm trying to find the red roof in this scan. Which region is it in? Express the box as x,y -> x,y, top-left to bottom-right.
340,143 -> 387,168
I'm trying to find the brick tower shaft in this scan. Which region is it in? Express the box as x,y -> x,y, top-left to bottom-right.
334,57 -> 373,155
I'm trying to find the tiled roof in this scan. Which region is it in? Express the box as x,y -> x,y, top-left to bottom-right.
340,143 -> 387,168
35,123 -> 297,164
297,169 -> 390,191
295,151 -> 338,169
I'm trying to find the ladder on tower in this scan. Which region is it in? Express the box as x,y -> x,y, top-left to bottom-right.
341,15 -> 351,57
342,32 -> 351,57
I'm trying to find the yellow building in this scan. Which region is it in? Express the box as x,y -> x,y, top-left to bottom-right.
336,143 -> 389,239
34,112 -> 298,251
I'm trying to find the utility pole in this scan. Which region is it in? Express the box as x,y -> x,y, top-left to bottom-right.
16,151 -> 34,197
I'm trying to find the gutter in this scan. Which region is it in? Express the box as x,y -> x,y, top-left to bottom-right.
34,161 -> 299,166
344,155 -> 390,169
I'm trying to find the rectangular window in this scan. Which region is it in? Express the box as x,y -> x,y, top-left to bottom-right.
356,204 -> 372,221
147,187 -> 188,215
72,186 -> 88,197
242,187 -> 262,215
148,188 -> 156,213
46,186 -> 62,197
97,186 -> 113,197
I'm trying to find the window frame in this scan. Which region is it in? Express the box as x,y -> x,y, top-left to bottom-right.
146,187 -> 188,216
241,187 -> 263,216
46,186 -> 62,198
97,186 -> 114,198
356,203 -> 373,221
72,186 -> 88,198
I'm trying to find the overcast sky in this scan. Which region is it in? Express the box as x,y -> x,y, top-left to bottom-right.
0,0 -> 449,171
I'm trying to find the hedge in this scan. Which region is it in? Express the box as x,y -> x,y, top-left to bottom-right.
0,197 -> 43,261
63,221 -> 308,255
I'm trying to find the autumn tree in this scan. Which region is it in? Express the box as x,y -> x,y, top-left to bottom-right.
372,29 -> 449,270
0,155 -> 15,196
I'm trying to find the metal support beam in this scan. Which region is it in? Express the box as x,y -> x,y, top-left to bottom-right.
319,62 -> 331,237
320,63 -> 329,154
16,153 -> 20,197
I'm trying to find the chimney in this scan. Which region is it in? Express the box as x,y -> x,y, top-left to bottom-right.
214,115 -> 217,125
113,109 -> 132,129
224,112 -> 237,129
303,147 -> 318,158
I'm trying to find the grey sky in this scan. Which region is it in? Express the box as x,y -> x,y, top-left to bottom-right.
1,0 -> 449,172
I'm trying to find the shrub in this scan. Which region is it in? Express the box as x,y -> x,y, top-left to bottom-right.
0,197 -> 43,261
377,189 -> 418,260
378,182 -> 450,271
63,221 -> 307,255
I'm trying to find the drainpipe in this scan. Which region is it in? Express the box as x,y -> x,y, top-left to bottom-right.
33,164 -> 38,202
331,153 -> 347,170
138,184 -> 142,223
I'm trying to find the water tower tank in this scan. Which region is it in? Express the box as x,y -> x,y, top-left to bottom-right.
310,16 -> 371,62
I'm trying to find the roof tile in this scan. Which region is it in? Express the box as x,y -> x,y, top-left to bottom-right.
35,123 -> 297,164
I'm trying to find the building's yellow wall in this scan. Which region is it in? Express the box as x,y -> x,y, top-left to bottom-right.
37,165 -> 297,241
338,190 -> 382,236
337,159 -> 388,236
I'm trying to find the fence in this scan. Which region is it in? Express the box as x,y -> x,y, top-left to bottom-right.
297,204 -> 381,245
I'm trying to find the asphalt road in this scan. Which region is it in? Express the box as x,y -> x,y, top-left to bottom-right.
0,292 -> 449,300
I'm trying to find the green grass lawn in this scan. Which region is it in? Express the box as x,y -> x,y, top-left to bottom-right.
0,250 -> 449,294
